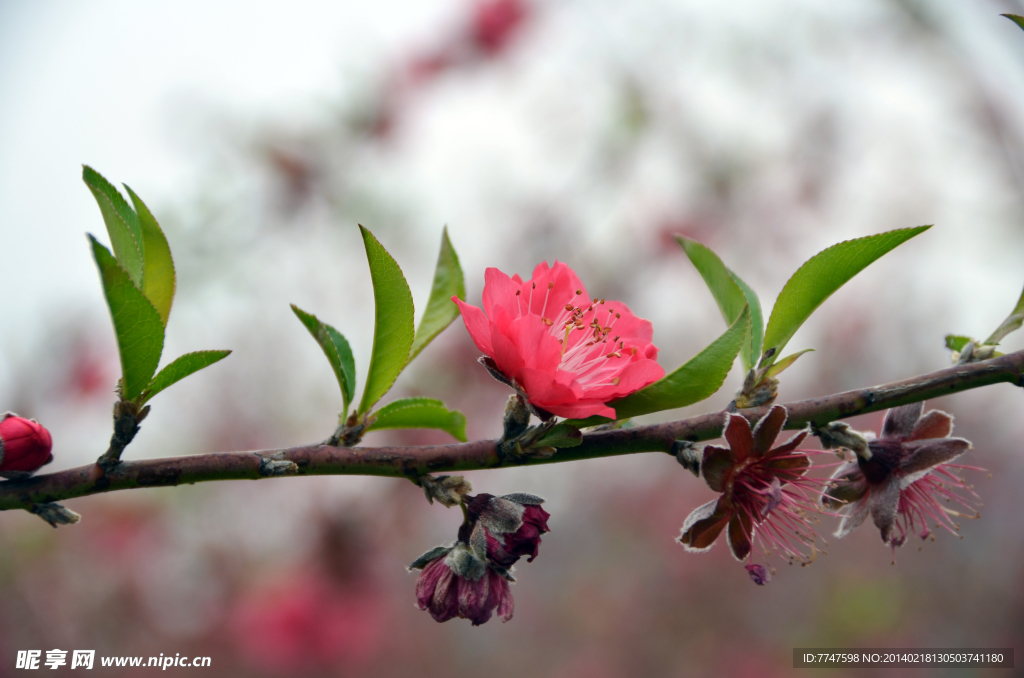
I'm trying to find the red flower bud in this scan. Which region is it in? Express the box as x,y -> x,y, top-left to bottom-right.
0,413 -> 53,479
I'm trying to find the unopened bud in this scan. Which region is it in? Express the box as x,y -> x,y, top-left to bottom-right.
31,502 -> 81,528
0,413 -> 54,479
258,457 -> 299,476
419,474 -> 473,507
734,375 -> 779,409
673,440 -> 700,476
502,394 -> 531,441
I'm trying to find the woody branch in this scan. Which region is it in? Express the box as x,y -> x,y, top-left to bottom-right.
1,348 -> 1021,513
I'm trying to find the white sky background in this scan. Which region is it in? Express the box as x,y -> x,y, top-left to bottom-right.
0,0 -> 443,322
4,0 -> 1024,477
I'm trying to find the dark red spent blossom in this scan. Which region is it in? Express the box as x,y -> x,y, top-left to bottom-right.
0,413 -> 53,479
411,544 -> 514,625
453,261 -> 664,419
823,402 -> 977,549
463,493 -> 551,569
678,405 -> 827,581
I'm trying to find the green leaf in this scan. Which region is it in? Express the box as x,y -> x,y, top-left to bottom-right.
561,415 -> 609,429
944,334 -> 973,352
536,422 -> 583,448
729,270 -> 764,372
677,236 -> 747,325
89,235 -> 164,401
83,166 -> 144,289
762,226 -> 930,366
676,236 -> 763,372
984,284 -> 1024,345
366,397 -> 467,441
124,185 -> 176,326
1003,14 -> 1024,33
291,304 -> 357,416
610,305 -> 750,419
764,348 -> 813,379
358,225 -> 416,413
143,350 -> 231,404
408,227 -> 466,364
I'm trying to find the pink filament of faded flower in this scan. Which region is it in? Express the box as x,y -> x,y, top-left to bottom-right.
894,464 -> 981,543
731,452 -> 835,562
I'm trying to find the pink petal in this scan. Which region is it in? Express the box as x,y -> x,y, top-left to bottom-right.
547,261 -> 589,310
543,399 -> 616,420
587,358 -> 664,402
516,367 -> 586,411
490,326 -> 527,378
508,316 -> 562,372
530,261 -> 552,280
453,298 -> 494,355
482,267 -> 521,319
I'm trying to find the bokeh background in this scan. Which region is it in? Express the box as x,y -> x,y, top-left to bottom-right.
2,0 -> 1024,675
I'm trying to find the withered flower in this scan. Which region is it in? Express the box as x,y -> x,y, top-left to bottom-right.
823,402 -> 977,548
679,405 -> 825,583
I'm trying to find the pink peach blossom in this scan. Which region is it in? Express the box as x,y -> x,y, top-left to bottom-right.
454,261 -> 664,419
